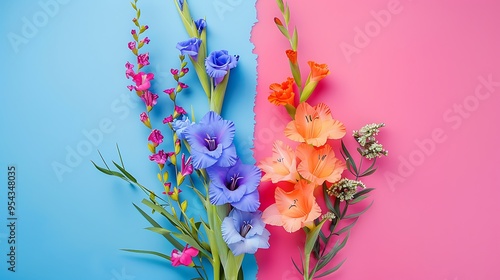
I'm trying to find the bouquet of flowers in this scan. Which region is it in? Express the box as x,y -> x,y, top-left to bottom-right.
93,0 -> 388,279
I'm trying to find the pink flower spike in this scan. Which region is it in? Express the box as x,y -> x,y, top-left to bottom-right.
163,88 -> 175,94
133,72 -> 154,91
138,52 -> 150,67
175,106 -> 187,115
163,115 -> 174,124
140,91 -> 158,110
171,246 -> 199,267
171,69 -> 179,75
128,41 -> 136,50
181,68 -> 189,74
148,129 -> 164,147
126,85 -> 134,91
181,154 -> 193,176
149,150 -> 167,164
178,82 -> 188,89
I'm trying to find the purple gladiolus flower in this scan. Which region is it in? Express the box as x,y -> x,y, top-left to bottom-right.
172,116 -> 192,140
205,50 -> 239,86
207,160 -> 261,212
176,38 -> 202,60
194,18 -> 206,35
184,111 -> 237,169
221,209 -> 270,256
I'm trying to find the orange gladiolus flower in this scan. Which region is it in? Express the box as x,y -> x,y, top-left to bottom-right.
258,140 -> 299,183
262,180 -> 322,233
296,143 -> 345,185
268,77 -> 295,106
285,102 -> 346,147
308,61 -> 330,82
286,50 -> 297,64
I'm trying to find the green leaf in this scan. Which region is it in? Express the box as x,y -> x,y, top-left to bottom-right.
121,249 -> 171,261
360,168 -> 378,177
284,4 -> 290,25
341,141 -> 358,174
291,27 -> 298,50
305,220 -> 327,256
91,161 -> 127,180
335,219 -> 357,235
343,200 -> 374,219
276,0 -> 285,13
113,161 -> 137,183
172,232 -> 212,260
315,259 -> 346,278
276,23 -> 290,39
316,234 -> 349,271
353,188 -> 375,199
132,203 -> 184,251
116,144 -> 125,168
348,195 -> 368,205
291,257 -> 303,275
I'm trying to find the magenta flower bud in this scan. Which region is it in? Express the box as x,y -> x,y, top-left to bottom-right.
163,182 -> 172,194
138,52 -> 150,67
131,29 -> 137,35
148,129 -> 164,147
140,112 -> 148,122
164,88 -> 175,94
178,82 -> 188,89
171,69 -> 179,75
142,37 -> 150,44
126,85 -> 134,91
175,106 -> 187,115
163,115 -> 174,124
128,41 -> 136,50
181,68 -> 189,74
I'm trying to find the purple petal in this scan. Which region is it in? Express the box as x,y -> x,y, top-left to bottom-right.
217,144 -> 237,167
221,216 -> 244,245
230,190 -> 260,212
190,149 -> 218,169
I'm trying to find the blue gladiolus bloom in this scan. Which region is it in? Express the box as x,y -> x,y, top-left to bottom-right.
172,116 -> 192,140
221,209 -> 270,256
205,50 -> 239,86
176,38 -> 202,60
207,160 -> 261,212
194,18 -> 207,36
184,111 -> 237,169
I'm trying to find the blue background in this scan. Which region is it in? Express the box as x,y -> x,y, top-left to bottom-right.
0,0 -> 258,279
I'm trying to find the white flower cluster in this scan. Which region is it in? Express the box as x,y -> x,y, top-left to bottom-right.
327,179 -> 366,201
353,123 -> 388,159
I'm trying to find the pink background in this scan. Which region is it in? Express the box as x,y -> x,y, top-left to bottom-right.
253,0 -> 500,279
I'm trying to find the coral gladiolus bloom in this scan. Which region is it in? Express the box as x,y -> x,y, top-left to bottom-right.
268,77 -> 295,106
262,180 -> 322,233
286,49 -> 297,64
285,102 -> 346,147
308,61 -> 330,82
296,143 -> 345,185
258,140 -> 299,183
